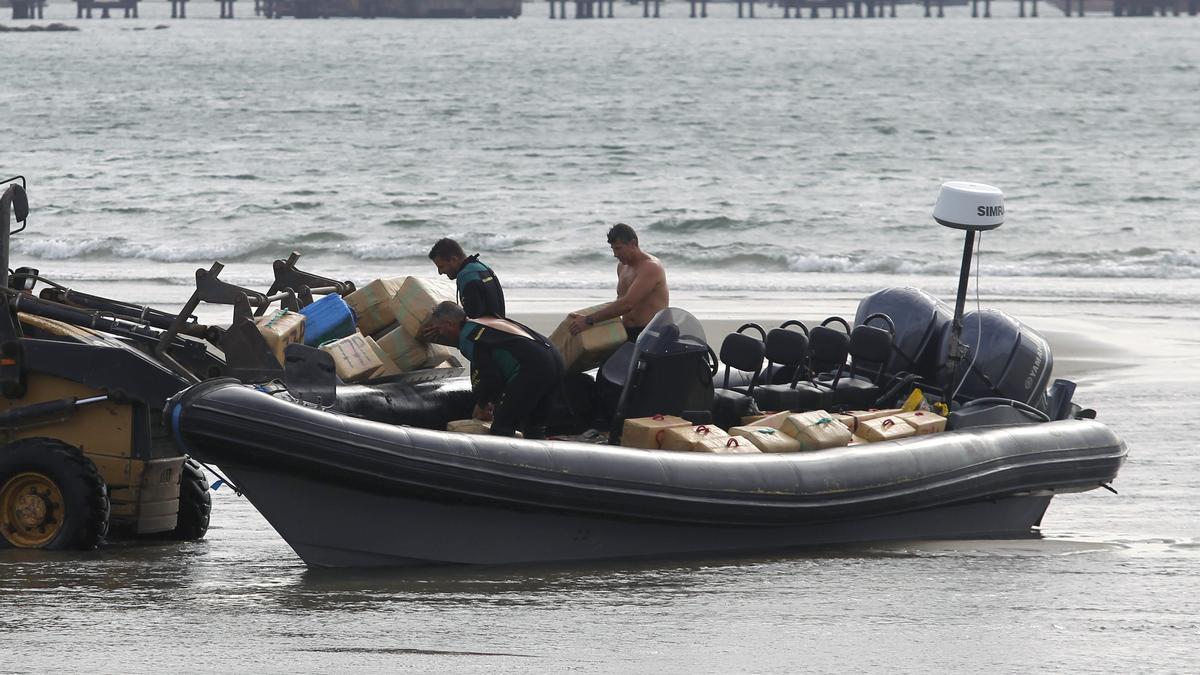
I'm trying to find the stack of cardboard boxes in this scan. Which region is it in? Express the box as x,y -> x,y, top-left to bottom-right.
339,276 -> 460,381
252,276 -> 463,384
619,408 -> 947,453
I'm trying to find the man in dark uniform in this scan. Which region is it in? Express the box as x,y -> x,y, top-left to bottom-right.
429,301 -> 563,439
427,238 -> 505,319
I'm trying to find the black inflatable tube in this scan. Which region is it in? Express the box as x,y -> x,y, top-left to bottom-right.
168,380 -> 1126,528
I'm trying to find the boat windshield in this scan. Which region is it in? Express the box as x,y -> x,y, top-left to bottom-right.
633,307 -> 708,357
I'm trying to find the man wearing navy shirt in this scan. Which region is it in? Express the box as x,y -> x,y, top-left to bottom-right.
427,238 -> 506,319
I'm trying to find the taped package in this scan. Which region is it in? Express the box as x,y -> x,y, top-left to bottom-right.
857,415 -> 917,443
392,276 -> 458,337
549,303 -> 628,374
691,435 -> 760,454
781,410 -> 853,452
730,425 -> 802,453
376,325 -> 454,373
897,410 -> 947,435
320,333 -> 384,382
345,276 -> 406,336
255,309 -> 306,367
621,414 -> 691,449
658,424 -> 730,452
446,419 -> 522,438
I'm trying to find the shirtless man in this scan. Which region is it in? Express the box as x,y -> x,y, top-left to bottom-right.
567,223 -> 669,343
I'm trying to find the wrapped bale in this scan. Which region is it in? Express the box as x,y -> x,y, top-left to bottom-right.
897,410 -> 947,435
748,410 -> 793,430
730,425 -> 802,453
781,410 -> 853,452
857,415 -> 917,443
345,276 -> 406,336
392,277 -> 457,337
377,325 -> 449,372
621,414 -> 691,450
692,436 -> 761,454
320,333 -> 383,383
834,408 -> 904,435
363,336 -> 405,380
255,309 -> 306,367
549,303 -> 628,374
446,419 -> 522,438
659,424 -> 730,452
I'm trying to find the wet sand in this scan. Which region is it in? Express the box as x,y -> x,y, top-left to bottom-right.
3,284 -> 1197,673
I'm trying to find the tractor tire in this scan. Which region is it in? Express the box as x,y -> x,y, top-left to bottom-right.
0,438 -> 110,550
169,457 -> 211,541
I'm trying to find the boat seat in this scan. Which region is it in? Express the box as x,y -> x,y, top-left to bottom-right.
791,317 -> 852,411
831,313 -> 896,409
712,324 -> 765,429
753,321 -> 818,413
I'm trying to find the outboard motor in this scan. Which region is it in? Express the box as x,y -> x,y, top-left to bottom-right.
601,308 -> 715,443
937,308 -> 1053,409
855,287 -> 952,382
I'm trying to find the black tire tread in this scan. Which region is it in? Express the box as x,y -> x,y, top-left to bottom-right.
169,457 -> 211,541
0,438 -> 109,550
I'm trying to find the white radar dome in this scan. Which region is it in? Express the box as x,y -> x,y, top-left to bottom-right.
933,181 -> 1004,231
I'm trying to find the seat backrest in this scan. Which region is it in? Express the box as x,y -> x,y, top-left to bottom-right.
765,328 -> 809,369
848,325 -> 893,381
809,325 -> 850,376
719,332 -> 765,391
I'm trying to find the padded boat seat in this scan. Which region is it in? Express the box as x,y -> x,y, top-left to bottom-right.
752,324 -> 816,413
832,319 -> 895,409
712,331 -> 765,428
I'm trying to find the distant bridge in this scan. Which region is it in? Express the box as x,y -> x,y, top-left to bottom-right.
5,0 -> 1199,20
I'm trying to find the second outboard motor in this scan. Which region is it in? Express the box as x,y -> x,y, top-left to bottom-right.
937,309 -> 1053,408
855,286 -> 952,382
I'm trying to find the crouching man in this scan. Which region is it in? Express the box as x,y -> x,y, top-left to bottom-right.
429,301 -> 564,439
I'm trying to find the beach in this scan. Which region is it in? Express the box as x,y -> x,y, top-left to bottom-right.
2,280 -> 1197,672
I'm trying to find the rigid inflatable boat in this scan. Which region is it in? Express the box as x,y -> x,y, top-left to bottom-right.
165,297 -> 1126,568
163,183 -> 1128,568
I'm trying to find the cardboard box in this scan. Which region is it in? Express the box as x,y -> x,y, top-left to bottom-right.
730,425 -> 803,453
781,410 -> 852,452
659,424 -> 730,452
393,276 -> 457,337
320,333 -> 384,382
255,309 -> 306,367
750,410 -> 793,430
621,415 -> 691,449
692,435 -> 761,454
362,336 -> 401,379
377,325 -> 439,372
857,415 -> 917,443
848,435 -> 870,446
549,304 -> 628,374
446,419 -> 522,438
345,276 -> 406,336
897,410 -> 947,435
834,408 -> 904,435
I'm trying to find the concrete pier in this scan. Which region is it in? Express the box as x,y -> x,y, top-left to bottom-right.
270,0 -> 521,16
75,0 -> 140,17
9,0 -> 46,19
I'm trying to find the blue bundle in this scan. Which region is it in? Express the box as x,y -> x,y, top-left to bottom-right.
298,293 -> 357,346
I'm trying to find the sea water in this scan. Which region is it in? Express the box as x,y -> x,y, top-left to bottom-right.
1,5 -> 1198,672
